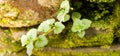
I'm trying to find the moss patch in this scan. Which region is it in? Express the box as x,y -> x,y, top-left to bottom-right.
33,51 -> 120,56
112,0 -> 120,42
47,15 -> 116,48
33,47 -> 120,56
0,28 -> 24,53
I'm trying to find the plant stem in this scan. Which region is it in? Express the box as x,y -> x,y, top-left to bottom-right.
43,27 -> 55,36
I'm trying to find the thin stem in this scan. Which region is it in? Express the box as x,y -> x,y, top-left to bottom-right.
43,27 -> 55,36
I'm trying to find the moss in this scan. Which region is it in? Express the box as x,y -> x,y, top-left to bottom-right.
0,28 -> 23,53
87,0 -> 115,3
44,0 -> 120,48
115,29 -> 120,37
46,15 -> 116,48
115,28 -> 120,43
47,30 -> 113,48
33,49 -> 120,56
113,0 -> 120,18
46,4 -> 120,48
113,0 -> 120,42
0,0 -> 119,55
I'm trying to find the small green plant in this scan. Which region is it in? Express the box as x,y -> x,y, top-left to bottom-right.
21,18 -> 65,56
21,0 -> 92,56
21,0 -> 69,56
57,0 -> 70,22
21,28 -> 48,56
71,12 -> 92,38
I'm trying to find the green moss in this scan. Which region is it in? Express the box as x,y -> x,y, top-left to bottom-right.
33,49 -> 120,56
0,28 -> 23,53
0,0 -> 119,55
47,30 -> 113,48
115,29 -> 120,37
113,0 -> 120,42
46,0 -> 119,48
87,0 -> 115,3
46,6 -> 120,47
113,0 -> 120,18
46,15 -> 116,48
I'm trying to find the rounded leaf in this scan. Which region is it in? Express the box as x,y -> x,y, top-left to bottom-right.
57,0 -> 70,22
63,14 -> 70,22
21,35 -> 28,46
77,31 -> 85,38
72,12 -> 81,20
57,10 -> 66,22
38,19 -> 55,32
48,19 -> 56,25
71,19 -> 84,32
60,0 -> 70,13
81,19 -> 92,29
54,22 -> 65,34
35,35 -> 48,48
26,28 -> 37,41
26,42 -> 34,56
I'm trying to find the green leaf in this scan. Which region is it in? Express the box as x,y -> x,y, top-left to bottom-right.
77,31 -> 85,38
21,35 -> 28,46
57,10 -> 66,22
81,19 -> 92,29
35,35 -> 48,48
54,22 -> 65,34
38,19 -> 55,32
63,14 -> 70,22
60,0 -> 70,13
71,19 -> 84,32
57,10 -> 70,22
48,19 -> 55,24
72,19 -> 91,32
26,28 -> 37,41
72,12 -> 81,20
57,0 -> 70,22
26,42 -> 34,56
71,18 -> 91,38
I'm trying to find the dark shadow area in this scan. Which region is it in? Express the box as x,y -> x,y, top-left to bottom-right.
112,37 -> 120,44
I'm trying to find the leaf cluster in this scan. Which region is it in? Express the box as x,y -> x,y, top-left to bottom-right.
20,0 -> 92,56
21,28 -> 48,56
71,12 -> 92,38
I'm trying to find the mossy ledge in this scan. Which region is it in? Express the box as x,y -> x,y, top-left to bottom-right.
0,0 -> 119,55
33,45 -> 120,56
47,16 -> 116,48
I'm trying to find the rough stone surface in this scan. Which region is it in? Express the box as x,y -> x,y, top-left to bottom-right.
0,0 -> 61,27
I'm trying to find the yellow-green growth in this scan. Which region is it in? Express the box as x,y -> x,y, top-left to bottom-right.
47,16 -> 116,48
